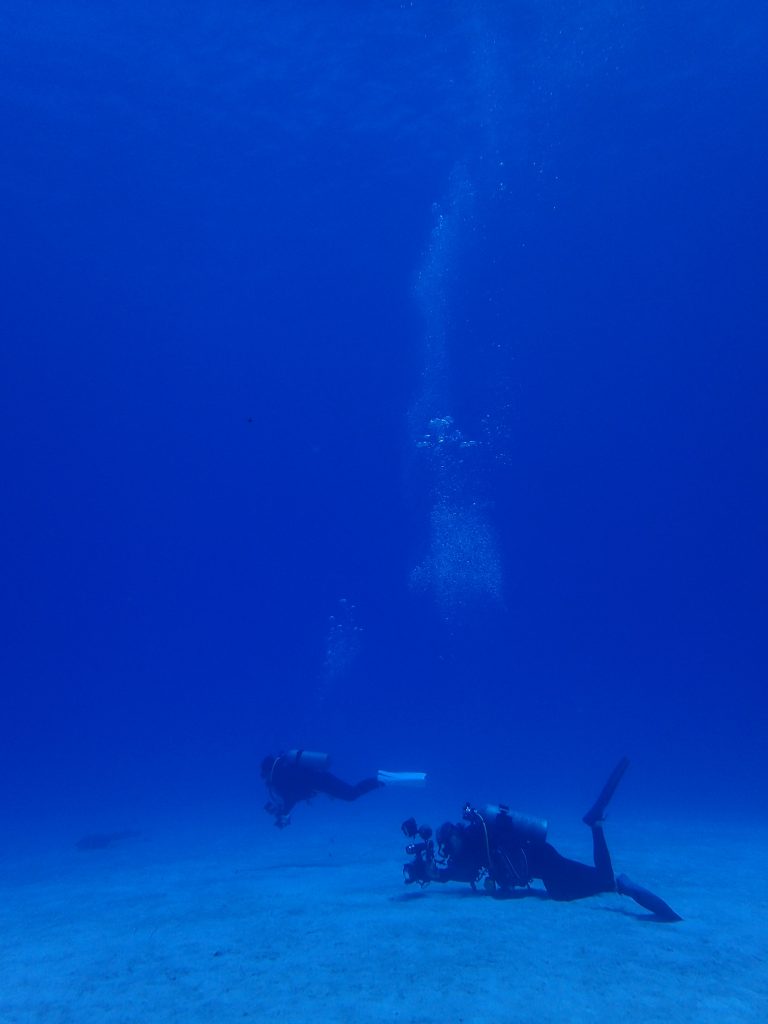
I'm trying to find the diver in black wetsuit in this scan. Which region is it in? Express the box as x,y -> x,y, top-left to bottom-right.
401,757 -> 682,922
262,749 -> 426,828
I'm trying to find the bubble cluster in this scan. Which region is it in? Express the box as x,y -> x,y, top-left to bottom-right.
415,415 -> 479,452
318,598 -> 363,704
408,166 -> 504,616
410,500 -> 502,612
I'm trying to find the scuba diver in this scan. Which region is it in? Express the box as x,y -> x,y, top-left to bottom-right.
262,749 -> 426,828
401,757 -> 682,922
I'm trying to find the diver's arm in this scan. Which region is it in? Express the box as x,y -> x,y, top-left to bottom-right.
428,865 -> 459,883
264,786 -> 298,827
404,854 -> 483,886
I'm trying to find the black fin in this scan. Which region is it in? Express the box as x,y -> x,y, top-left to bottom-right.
616,873 -> 683,922
582,756 -> 630,826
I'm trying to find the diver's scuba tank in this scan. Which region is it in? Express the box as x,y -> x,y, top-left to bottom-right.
462,802 -> 547,889
477,803 -> 548,845
284,749 -> 331,771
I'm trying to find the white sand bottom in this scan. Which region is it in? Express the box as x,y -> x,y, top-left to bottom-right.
1,814 -> 766,1023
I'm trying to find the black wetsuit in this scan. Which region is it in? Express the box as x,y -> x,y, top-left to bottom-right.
527,828 -> 615,900
434,818 -> 615,900
429,814 -> 681,919
264,754 -> 381,825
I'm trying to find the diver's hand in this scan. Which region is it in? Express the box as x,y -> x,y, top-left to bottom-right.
404,853 -> 437,884
403,860 -> 426,884
265,801 -> 291,829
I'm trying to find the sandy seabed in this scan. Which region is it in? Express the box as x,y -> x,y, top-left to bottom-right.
1,810 -> 766,1024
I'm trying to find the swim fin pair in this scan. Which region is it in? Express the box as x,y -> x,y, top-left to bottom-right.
584,758 -> 682,921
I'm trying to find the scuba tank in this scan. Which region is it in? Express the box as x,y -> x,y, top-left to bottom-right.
463,802 -> 547,889
481,803 -> 548,845
284,749 -> 331,771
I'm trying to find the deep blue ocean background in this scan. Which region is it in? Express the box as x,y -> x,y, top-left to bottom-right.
2,1 -> 766,841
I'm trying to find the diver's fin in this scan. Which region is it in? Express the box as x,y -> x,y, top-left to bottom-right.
582,756 -> 630,826
616,873 -> 683,922
377,770 -> 427,787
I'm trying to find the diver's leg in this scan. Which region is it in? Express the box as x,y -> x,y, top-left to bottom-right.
583,756 -> 630,826
616,873 -> 683,922
531,843 -> 611,901
315,772 -> 382,801
590,822 -> 616,889
349,777 -> 383,799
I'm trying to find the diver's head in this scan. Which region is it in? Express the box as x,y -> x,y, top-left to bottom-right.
260,755 -> 276,779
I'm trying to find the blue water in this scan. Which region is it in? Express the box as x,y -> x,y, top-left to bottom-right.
1,1 -> 766,838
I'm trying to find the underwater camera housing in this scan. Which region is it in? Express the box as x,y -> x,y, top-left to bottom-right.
401,818 -> 435,885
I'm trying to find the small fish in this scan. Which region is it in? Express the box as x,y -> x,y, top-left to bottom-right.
75,830 -> 141,851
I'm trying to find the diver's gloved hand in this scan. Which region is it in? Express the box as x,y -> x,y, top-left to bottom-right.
265,801 -> 291,829
403,857 -> 429,884
405,854 -> 441,884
